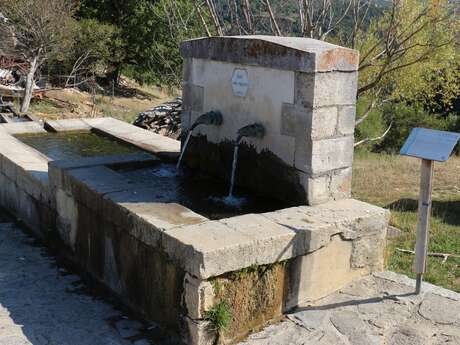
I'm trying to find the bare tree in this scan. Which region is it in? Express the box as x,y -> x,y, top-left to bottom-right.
0,0 -> 75,113
298,0 -> 354,39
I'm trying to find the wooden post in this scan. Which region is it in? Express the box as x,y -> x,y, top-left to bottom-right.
414,158 -> 434,294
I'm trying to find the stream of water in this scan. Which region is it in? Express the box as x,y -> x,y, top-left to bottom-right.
176,130 -> 193,170
228,144 -> 239,197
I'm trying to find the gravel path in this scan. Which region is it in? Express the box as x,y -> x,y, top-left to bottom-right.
1,214 -> 459,345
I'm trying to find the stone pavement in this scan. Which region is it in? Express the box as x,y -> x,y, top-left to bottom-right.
0,215 -> 459,345
0,218 -> 175,345
241,271 -> 460,345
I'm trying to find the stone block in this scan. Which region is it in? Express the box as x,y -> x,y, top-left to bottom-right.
337,105 -> 356,136
304,174 -> 330,205
182,84 -> 204,112
310,136 -> 354,174
182,58 -> 193,83
285,235 -> 367,308
311,106 -> 338,140
280,103 -> 301,137
1,121 -> 46,134
181,36 -> 358,73
45,119 -> 91,132
294,72 -> 315,108
55,188 -> 78,250
330,167 -> 352,200
183,273 -> 215,319
182,317 -> 215,345
313,71 -> 357,107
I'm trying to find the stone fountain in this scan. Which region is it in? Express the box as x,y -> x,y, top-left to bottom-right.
0,36 -> 389,345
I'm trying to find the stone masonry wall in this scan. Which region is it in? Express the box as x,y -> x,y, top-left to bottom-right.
180,36 -> 358,205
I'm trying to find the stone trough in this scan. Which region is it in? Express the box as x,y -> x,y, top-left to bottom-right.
0,36 -> 390,345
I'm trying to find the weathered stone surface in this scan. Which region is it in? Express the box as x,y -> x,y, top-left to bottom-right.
311,107 -> 338,140
0,121 -> 46,134
181,36 -> 359,73
309,136 -> 354,174
285,235 -> 366,308
85,117 -> 180,160
183,317 -> 215,345
386,325 -> 430,345
239,321 -> 314,345
183,273 -> 215,319
337,105 -> 356,136
45,118 -> 92,132
313,71 -> 358,107
288,309 -> 329,330
418,294 -> 460,325
182,83 -> 204,112
330,310 -> 379,345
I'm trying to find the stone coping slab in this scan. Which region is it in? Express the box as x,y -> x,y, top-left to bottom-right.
0,121 -> 46,134
45,118 -> 92,132
44,117 -> 181,160
181,36 -> 359,72
162,199 -> 389,279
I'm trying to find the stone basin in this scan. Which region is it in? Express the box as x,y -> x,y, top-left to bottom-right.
0,117 -> 389,344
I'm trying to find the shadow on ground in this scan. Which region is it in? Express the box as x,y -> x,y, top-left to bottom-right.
385,199 -> 460,226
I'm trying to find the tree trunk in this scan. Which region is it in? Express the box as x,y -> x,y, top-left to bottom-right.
20,56 -> 38,113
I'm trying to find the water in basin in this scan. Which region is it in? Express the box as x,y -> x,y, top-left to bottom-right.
113,163 -> 286,220
15,131 -> 141,161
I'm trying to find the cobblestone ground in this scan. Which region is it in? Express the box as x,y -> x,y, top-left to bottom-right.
0,215 -> 459,345
241,271 -> 460,345
0,218 -> 173,345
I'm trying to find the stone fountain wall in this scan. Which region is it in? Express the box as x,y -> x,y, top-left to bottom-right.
181,36 -> 358,205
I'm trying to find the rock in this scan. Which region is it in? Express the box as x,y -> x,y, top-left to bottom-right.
386,326 -> 429,345
330,310 -> 380,345
387,225 -> 403,238
239,321 -> 315,345
288,309 -> 329,330
418,294 -> 460,325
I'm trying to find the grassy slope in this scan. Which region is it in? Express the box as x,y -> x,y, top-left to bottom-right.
28,81 -> 177,123
353,151 -> 460,292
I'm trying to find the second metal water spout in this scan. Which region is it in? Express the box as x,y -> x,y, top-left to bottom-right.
236,123 -> 265,144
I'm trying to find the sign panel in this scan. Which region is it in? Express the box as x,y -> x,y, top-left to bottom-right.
400,128 -> 460,162
231,69 -> 249,97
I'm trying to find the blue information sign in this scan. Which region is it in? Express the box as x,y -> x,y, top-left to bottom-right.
400,128 -> 460,162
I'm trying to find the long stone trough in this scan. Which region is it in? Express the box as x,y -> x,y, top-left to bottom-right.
0,36 -> 390,345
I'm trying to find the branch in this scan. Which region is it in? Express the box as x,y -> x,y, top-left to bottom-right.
263,0 -> 281,36
396,248 -> 460,264
194,0 -> 211,37
354,122 -> 392,147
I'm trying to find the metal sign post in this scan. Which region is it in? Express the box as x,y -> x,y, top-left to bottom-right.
400,128 -> 460,294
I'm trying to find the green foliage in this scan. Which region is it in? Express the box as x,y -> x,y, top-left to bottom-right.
204,301 -> 232,333
377,103 -> 458,153
78,0 -> 205,86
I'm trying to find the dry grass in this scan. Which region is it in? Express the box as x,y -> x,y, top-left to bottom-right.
29,80 -> 177,123
353,151 -> 460,292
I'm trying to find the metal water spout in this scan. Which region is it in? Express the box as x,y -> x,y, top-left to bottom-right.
190,110 -> 223,131
228,123 -> 265,197
236,123 -> 265,144
176,110 -> 223,169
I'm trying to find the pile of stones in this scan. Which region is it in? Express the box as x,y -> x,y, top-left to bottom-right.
133,97 -> 182,139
